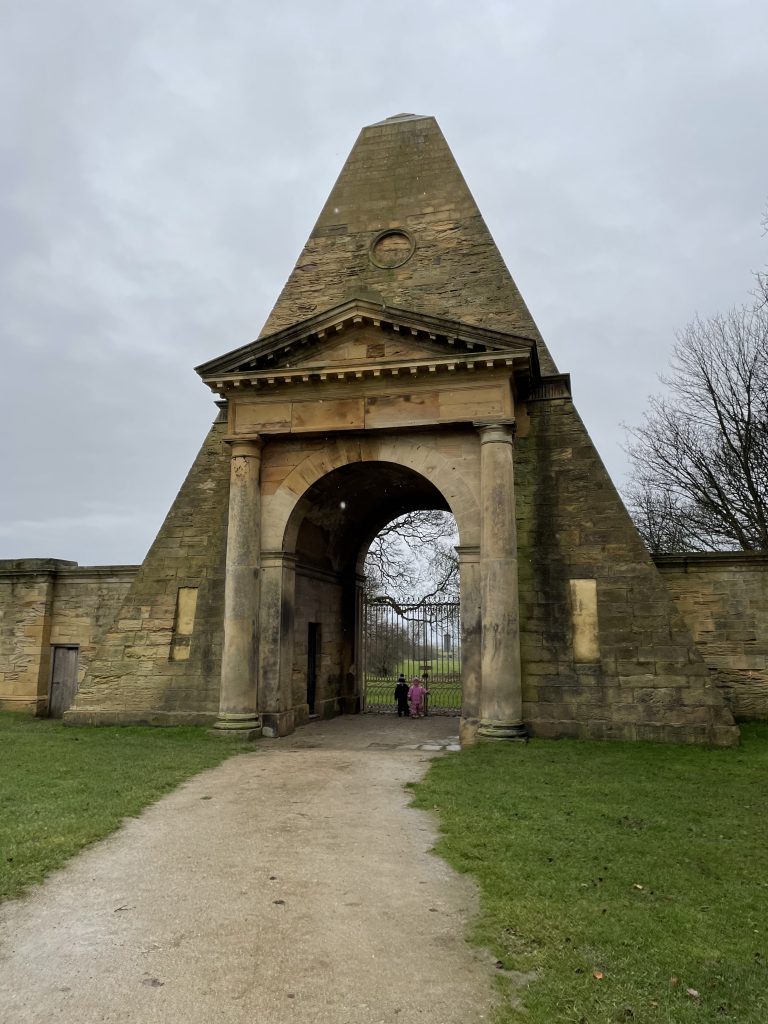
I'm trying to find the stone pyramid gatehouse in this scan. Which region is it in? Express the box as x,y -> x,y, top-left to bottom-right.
64,114 -> 738,745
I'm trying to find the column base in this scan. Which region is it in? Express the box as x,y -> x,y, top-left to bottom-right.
459,717 -> 481,747
477,720 -> 529,743
261,710 -> 297,738
211,712 -> 262,740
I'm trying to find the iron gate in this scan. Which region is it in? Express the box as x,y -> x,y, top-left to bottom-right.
362,598 -> 461,715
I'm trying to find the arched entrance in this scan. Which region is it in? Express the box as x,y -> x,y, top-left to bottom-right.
206,298 -> 533,747
264,459 -> 465,734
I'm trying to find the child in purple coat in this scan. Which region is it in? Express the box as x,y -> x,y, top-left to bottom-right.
408,677 -> 427,718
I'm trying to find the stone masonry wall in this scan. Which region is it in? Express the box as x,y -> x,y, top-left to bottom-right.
655,552 -> 768,720
0,560 -> 136,713
0,560 -> 61,712
50,567 -> 138,689
292,571 -> 345,719
65,417 -> 231,725
514,396 -> 739,745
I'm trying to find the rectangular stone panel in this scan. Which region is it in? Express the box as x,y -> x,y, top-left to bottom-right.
291,399 -> 365,432
174,587 -> 198,636
569,579 -> 600,663
234,401 -> 292,433
364,391 -> 440,428
438,384 -> 511,421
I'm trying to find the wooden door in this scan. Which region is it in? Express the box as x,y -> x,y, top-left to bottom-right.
49,646 -> 79,718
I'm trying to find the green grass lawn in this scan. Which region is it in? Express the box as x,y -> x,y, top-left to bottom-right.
0,713 -> 251,902
411,724 -> 768,1024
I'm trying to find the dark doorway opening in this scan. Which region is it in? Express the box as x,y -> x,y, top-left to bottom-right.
307,622 -> 320,715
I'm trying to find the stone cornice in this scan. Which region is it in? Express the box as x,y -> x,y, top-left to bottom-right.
196,298 -> 539,384
203,351 -> 531,394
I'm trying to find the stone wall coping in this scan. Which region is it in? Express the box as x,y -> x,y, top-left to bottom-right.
0,560 -> 139,579
57,565 -> 140,579
654,551 -> 768,571
0,558 -> 77,571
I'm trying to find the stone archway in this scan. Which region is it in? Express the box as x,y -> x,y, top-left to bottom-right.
262,459 -> 458,735
258,439 -> 489,739
215,410 -> 528,746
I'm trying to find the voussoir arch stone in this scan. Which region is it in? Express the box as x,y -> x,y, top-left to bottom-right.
263,436 -> 480,554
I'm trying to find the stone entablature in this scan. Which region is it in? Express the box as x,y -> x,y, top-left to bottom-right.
196,300 -> 553,442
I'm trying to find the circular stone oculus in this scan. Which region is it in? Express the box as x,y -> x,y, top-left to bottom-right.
369,228 -> 416,269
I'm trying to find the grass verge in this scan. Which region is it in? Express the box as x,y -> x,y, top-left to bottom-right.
411,724 -> 768,1024
0,713 -> 252,901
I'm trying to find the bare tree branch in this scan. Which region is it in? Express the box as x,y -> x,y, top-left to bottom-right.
624,287 -> 768,553
364,510 -> 459,604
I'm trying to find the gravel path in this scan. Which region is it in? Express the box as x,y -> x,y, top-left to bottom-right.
0,716 -> 497,1023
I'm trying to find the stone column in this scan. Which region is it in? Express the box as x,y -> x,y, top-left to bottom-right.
258,550 -> 297,737
476,422 -> 527,741
457,545 -> 481,746
215,438 -> 262,734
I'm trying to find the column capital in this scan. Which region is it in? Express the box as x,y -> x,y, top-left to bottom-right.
260,550 -> 298,570
226,437 -> 263,458
474,421 -> 516,445
455,544 -> 481,564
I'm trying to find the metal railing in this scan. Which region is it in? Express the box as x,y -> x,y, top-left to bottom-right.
362,598 -> 461,716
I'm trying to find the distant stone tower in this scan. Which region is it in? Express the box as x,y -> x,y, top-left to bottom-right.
67,114 -> 738,746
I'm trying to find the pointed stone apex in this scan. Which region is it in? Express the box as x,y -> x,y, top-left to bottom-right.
259,113 -> 557,373
368,112 -> 431,126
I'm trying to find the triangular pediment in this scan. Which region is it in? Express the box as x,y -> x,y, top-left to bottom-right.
286,325 -> 449,370
196,299 -> 538,386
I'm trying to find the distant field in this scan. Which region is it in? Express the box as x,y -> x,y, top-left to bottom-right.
364,674 -> 462,711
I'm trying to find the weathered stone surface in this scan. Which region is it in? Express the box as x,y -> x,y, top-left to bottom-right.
655,553 -> 768,720
65,417 -> 231,725
0,561 -> 135,713
514,398 -> 739,745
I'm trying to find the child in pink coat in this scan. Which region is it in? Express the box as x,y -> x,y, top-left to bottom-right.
408,677 -> 427,718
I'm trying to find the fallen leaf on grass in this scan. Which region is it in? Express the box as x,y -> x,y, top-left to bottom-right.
592,970 -> 604,980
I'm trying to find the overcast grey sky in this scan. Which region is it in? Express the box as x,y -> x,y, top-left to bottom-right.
1,0 -> 766,565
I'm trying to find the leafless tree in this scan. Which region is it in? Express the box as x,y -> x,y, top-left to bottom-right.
625,298 -> 768,553
622,482 -> 693,555
364,510 -> 459,604
756,205 -> 768,307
